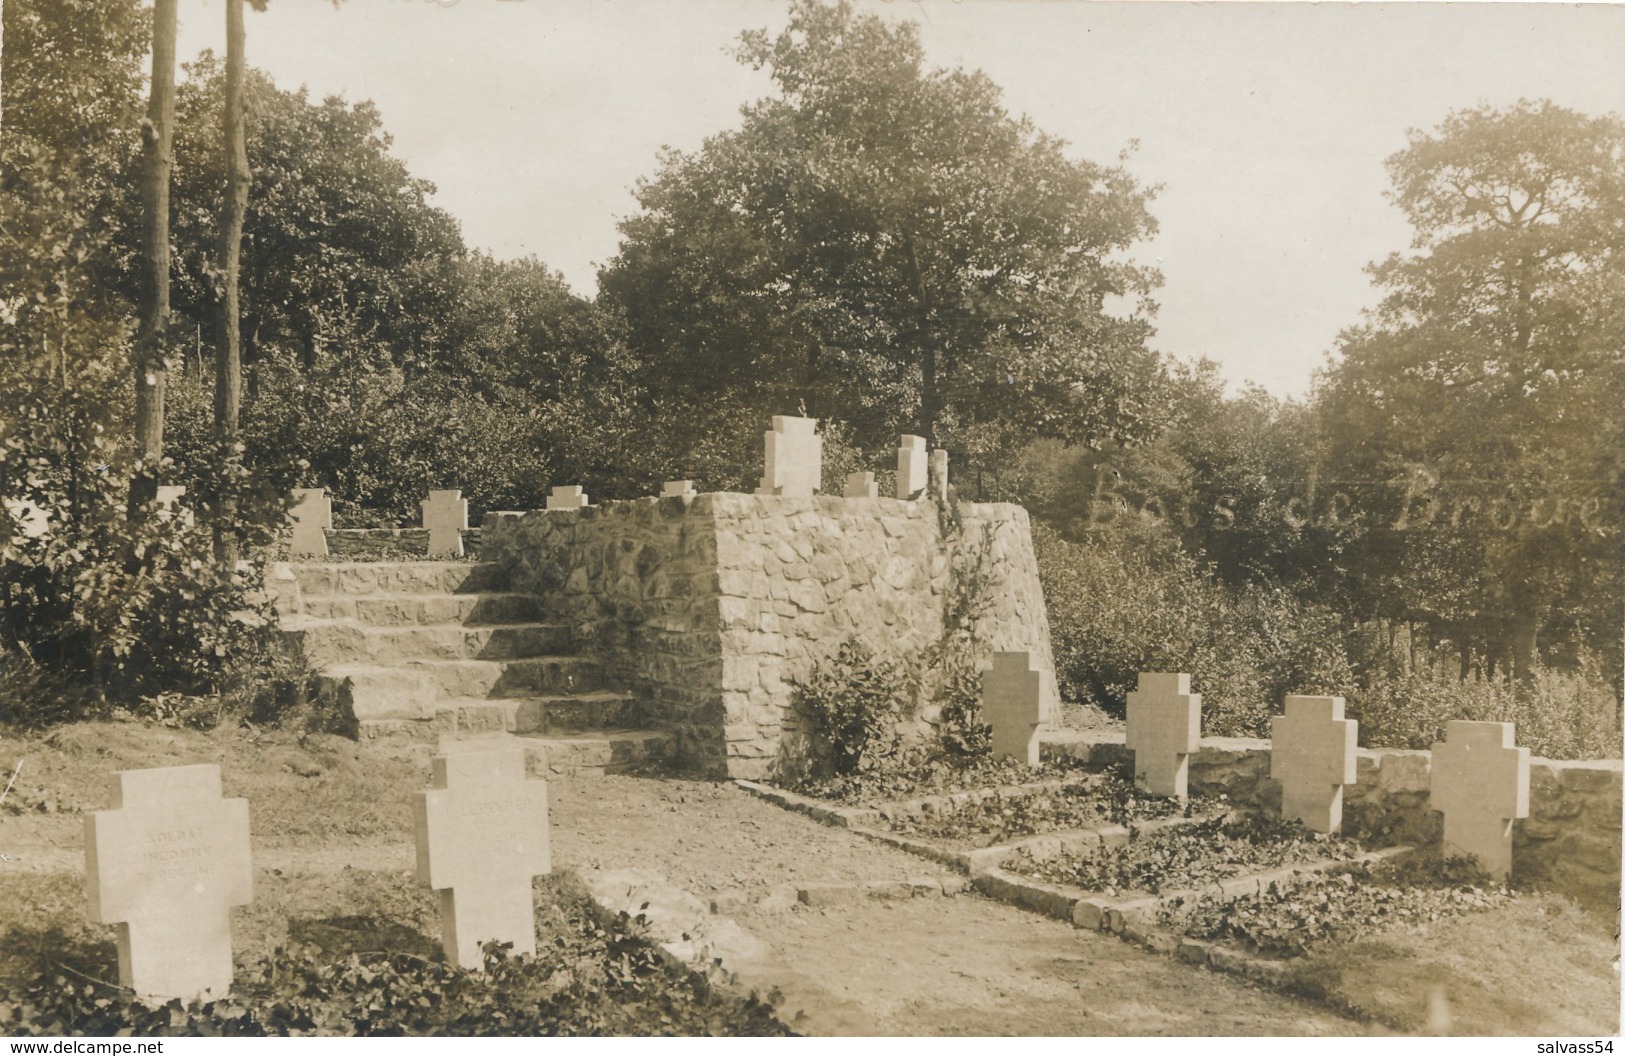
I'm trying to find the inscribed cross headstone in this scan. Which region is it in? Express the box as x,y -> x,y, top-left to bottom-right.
755,415 -> 822,497
843,471 -> 878,499
895,435 -> 927,499
415,749 -> 551,969
290,487 -> 331,557
546,485 -> 589,511
982,652 -> 1046,766
661,480 -> 696,499
929,448 -> 949,502
1270,694 -> 1358,833
1125,672 -> 1201,800
1430,720 -> 1529,879
84,764 -> 252,1003
421,489 -> 468,557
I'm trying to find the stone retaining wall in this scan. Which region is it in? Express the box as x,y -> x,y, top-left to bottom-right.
1042,730 -> 1622,909
483,493 -> 1057,778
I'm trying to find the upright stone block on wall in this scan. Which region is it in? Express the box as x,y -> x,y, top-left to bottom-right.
755,416 -> 822,497
929,448 -> 949,502
661,480 -> 697,499
1270,695 -> 1357,833
290,487 -> 332,557
547,485 -> 589,511
896,435 -> 928,499
843,471 -> 878,499
421,489 -> 468,557
982,651 -> 1045,766
1431,720 -> 1529,879
1125,672 -> 1201,801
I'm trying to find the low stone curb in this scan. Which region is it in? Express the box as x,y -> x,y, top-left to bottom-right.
732,780 -> 881,829
794,875 -> 971,906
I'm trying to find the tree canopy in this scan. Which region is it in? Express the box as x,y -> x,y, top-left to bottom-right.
1315,100 -> 1625,676
600,0 -> 1167,478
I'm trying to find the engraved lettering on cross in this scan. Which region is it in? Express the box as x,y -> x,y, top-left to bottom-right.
84,764 -> 252,1003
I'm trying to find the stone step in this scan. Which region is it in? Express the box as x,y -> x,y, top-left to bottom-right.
291,561 -> 507,598
296,592 -> 543,626
356,726 -> 674,778
283,620 -> 573,665
317,657 -> 606,720
428,693 -> 647,737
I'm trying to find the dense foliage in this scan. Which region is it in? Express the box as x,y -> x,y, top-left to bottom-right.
0,891 -> 791,1036
1163,851 -> 1512,958
1006,812 -> 1362,896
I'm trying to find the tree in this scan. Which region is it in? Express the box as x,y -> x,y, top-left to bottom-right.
1316,100 -> 1625,680
600,0 -> 1165,476
130,0 -> 178,509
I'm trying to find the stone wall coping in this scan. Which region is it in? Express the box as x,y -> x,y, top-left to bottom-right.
1039,728 -> 1621,767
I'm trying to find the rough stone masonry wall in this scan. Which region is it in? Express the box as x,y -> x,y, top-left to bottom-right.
483,493 -> 1058,778
1044,731 -> 1623,910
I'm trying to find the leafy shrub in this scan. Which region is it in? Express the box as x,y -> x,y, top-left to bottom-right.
0,357 -> 296,718
789,638 -> 917,777
1035,521 -> 1354,736
1347,654 -> 1621,759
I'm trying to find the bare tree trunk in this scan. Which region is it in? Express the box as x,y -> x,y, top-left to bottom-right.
130,0 -> 178,513
215,0 -> 248,441
214,0 -> 250,561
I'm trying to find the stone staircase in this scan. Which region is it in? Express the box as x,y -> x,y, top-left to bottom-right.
276,560 -> 672,777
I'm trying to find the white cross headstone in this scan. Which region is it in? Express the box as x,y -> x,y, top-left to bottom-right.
421,489 -> 468,557
1270,694 -> 1358,833
755,415 -> 822,497
661,480 -> 697,499
290,487 -> 332,558
896,435 -> 928,499
929,448 -> 949,502
546,485 -> 589,511
415,749 -> 551,969
1430,721 -> 1529,879
1125,672 -> 1201,800
843,471 -> 878,499
982,652 -> 1046,766
84,764 -> 252,1003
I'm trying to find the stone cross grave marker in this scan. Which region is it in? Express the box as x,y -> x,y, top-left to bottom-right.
84,764 -> 252,1003
843,471 -> 878,499
421,489 -> 468,557
1270,694 -> 1358,833
1125,672 -> 1201,800
896,435 -> 928,499
982,652 -> 1046,766
546,485 -> 589,511
415,748 -> 551,969
755,415 -> 822,497
929,448 -> 949,502
661,480 -> 696,499
290,487 -> 331,557
1430,720 -> 1529,879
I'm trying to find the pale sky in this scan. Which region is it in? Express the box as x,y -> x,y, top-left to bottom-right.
172,0 -> 1625,399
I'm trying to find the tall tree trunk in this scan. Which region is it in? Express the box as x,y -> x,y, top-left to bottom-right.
1508,611 -> 1539,687
215,0 -> 248,440
214,0 -> 250,561
130,0 -> 179,513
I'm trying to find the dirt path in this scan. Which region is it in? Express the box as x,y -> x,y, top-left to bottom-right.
548,774 -> 1378,1036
